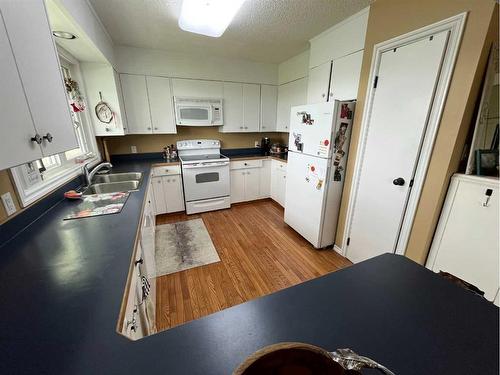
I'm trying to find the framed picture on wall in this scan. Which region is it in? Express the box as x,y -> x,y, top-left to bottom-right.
476,149 -> 499,177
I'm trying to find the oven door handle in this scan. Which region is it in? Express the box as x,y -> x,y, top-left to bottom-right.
182,162 -> 229,169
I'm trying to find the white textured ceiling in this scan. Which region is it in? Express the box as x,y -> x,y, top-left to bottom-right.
88,0 -> 371,64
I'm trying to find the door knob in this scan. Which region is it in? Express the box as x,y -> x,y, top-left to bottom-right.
393,177 -> 405,186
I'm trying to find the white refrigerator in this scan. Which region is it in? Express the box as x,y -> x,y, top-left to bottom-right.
284,100 -> 355,248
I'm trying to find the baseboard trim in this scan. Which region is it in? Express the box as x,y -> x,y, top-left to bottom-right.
333,244 -> 344,256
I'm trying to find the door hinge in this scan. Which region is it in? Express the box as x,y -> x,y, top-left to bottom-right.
409,179 -> 414,187
373,76 -> 379,88
347,237 -> 351,246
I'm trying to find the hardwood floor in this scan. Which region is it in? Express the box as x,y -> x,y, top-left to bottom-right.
154,199 -> 352,332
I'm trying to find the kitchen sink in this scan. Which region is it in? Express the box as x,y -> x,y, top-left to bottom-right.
82,180 -> 141,195
92,172 -> 143,184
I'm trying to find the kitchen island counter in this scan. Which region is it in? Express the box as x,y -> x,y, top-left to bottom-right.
0,159 -> 497,375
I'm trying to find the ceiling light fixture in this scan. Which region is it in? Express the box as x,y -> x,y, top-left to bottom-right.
52,31 -> 77,40
178,0 -> 245,38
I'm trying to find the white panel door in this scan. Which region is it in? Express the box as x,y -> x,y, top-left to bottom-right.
152,176 -> 167,215
120,74 -> 152,134
171,78 -> 223,98
330,51 -> 363,100
245,169 -> 261,201
230,170 -> 245,203
146,76 -> 176,134
1,0 -> 77,156
242,84 -> 260,132
164,176 -> 185,213
277,77 -> 308,132
276,168 -> 287,207
309,10 -> 368,68
260,85 -> 277,132
346,31 -> 449,264
307,61 -> 331,104
287,102 -> 336,158
0,16 -> 42,169
221,82 -> 243,132
259,160 -> 272,197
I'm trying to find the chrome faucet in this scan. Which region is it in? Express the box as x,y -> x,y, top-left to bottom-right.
84,162 -> 113,186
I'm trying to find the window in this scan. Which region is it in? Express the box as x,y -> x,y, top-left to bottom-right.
10,49 -> 100,207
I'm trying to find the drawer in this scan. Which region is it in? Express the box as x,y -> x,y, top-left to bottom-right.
152,165 -> 181,176
230,159 -> 263,170
273,160 -> 287,171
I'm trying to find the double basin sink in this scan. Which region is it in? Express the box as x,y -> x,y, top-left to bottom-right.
82,172 -> 143,195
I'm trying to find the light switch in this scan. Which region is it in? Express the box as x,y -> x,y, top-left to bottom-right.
1,192 -> 17,216
131,145 -> 137,153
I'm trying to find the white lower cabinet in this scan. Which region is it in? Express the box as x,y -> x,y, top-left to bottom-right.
426,174 -> 499,304
271,160 -> 287,207
230,160 -> 262,203
122,182 -> 157,340
259,160 -> 272,198
230,158 -> 286,205
151,166 -> 185,215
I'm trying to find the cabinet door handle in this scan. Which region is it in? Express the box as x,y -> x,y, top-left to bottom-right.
154,127 -> 158,130
240,126 -> 243,129
147,127 -> 151,130
483,189 -> 493,207
30,134 -> 42,145
322,93 -> 326,97
43,133 -> 53,143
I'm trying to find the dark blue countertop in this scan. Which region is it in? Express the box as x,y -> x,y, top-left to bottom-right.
0,159 -> 498,374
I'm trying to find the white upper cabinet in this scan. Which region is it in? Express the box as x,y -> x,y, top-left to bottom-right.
221,82 -> 243,132
330,51 -> 363,100
242,84 -> 260,132
260,85 -> 278,132
120,74 -> 152,134
309,8 -> 369,68
220,82 -> 260,133
81,63 -> 128,136
171,78 -> 223,98
147,76 -> 176,134
119,74 -> 176,135
307,61 -> 332,104
0,0 -> 77,164
277,78 -> 307,132
0,16 -> 42,169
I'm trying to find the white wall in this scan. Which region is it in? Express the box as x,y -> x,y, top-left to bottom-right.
278,50 -> 310,84
115,46 -> 279,85
56,0 -> 115,65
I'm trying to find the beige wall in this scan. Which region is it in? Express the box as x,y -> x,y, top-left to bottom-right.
0,129 -> 287,224
0,170 -> 22,224
103,128 -> 288,156
335,0 -> 498,264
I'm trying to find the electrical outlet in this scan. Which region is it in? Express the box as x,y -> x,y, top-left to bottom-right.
254,141 -> 260,148
131,145 -> 137,154
1,192 -> 17,216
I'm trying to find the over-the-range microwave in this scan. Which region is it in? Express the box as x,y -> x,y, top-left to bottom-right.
174,97 -> 223,126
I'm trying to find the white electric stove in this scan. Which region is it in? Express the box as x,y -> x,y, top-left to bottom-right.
177,139 -> 231,214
